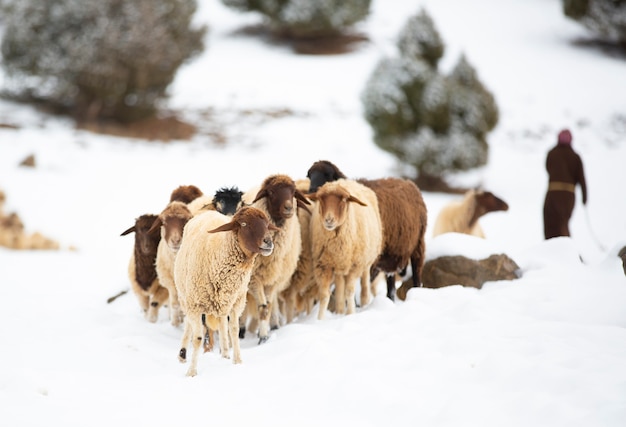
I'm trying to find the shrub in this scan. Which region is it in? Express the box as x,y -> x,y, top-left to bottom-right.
563,0 -> 626,45
1,0 -> 206,123
221,0 -> 371,38
361,8 -> 498,185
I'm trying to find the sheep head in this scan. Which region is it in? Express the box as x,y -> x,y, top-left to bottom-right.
308,182 -> 367,231
212,186 -> 244,216
208,206 -> 279,257
149,201 -> 193,252
121,214 -> 160,256
169,185 -> 203,204
252,174 -> 310,224
475,191 -> 509,217
306,160 -> 347,193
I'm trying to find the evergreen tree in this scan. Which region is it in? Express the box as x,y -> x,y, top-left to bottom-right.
361,8 -> 498,187
221,0 -> 371,38
1,0 -> 206,123
563,0 -> 626,45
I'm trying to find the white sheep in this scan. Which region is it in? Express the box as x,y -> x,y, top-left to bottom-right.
307,178 -> 383,319
149,201 -> 194,328
174,206 -> 278,377
239,174 -> 311,344
432,189 -> 509,238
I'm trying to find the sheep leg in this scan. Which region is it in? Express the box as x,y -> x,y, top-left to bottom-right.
228,310 -> 242,364
334,275 -> 346,314
249,282 -> 271,344
178,317 -> 192,363
360,270 -> 372,307
185,314 -> 204,377
316,270 -> 334,320
147,285 -> 168,323
345,273 -> 360,315
218,317 -> 230,359
385,273 -> 396,301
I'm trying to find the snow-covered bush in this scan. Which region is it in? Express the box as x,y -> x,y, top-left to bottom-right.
563,0 -> 626,45
0,0 -> 206,122
221,0 -> 371,38
361,8 -> 498,185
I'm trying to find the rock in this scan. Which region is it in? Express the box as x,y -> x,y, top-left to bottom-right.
418,253 -> 521,289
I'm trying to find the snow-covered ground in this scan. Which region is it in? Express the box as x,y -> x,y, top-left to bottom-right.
1,1 -> 625,426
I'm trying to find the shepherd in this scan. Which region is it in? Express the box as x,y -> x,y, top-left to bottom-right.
543,129 -> 588,239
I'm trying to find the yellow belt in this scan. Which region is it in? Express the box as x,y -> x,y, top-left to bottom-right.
548,181 -> 575,193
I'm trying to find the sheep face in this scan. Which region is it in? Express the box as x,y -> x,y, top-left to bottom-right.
252,176 -> 298,223
310,185 -> 367,231
209,206 -> 279,257
476,191 -> 509,214
213,187 -> 244,216
307,160 -> 347,193
121,214 -> 160,256
150,202 -> 193,252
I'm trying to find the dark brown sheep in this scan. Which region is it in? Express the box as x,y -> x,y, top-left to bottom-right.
305,160 -> 428,302
120,214 -> 169,322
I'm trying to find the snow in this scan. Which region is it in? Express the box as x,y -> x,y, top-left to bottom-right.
1,1 -> 626,426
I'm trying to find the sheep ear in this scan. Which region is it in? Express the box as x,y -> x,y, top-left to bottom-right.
306,192 -> 318,202
120,226 -> 136,236
208,221 -> 237,234
295,190 -> 311,205
296,199 -> 312,215
268,223 -> 280,232
147,218 -> 162,234
348,195 -> 367,207
251,189 -> 268,204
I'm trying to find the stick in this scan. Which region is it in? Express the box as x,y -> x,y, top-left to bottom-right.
583,205 -> 607,252
107,289 -> 128,304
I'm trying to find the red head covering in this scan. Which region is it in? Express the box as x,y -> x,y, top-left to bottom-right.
558,129 -> 572,145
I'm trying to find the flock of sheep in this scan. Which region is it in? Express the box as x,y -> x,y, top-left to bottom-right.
120,160 -> 508,377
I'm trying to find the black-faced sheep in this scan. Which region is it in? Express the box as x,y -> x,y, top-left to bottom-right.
149,201 -> 194,328
188,186 -> 244,217
306,160 -> 428,301
120,214 -> 169,322
307,179 -> 383,319
174,206 -> 279,377
239,174 -> 311,344
432,189 -> 509,238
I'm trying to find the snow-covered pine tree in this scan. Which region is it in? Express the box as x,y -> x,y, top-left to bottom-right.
0,0 -> 206,122
361,8 -> 498,189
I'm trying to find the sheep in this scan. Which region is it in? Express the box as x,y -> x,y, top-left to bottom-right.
174,206 -> 279,376
432,189 -> 509,238
307,178 -> 383,320
149,201 -> 194,328
356,177 -> 428,302
188,186 -> 244,217
239,174 -> 311,344
279,178 -> 318,323
306,160 -> 428,302
169,184 -> 204,204
120,214 -> 169,323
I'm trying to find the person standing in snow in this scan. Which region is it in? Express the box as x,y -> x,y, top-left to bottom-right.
543,129 -> 588,239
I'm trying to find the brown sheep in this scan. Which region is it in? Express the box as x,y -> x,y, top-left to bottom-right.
239,174 -> 311,343
120,214 -> 169,322
306,160 -> 428,302
432,189 -> 509,238
169,184 -> 204,204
